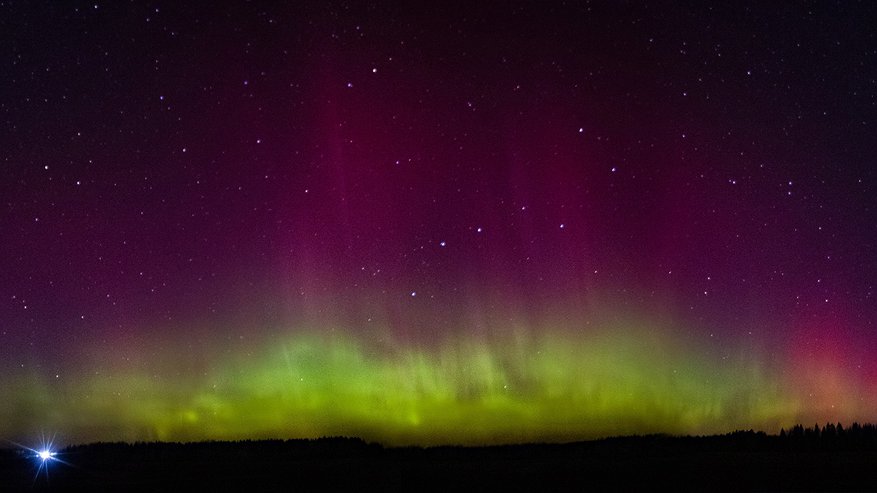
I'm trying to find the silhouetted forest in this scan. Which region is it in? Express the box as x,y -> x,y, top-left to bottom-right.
3,424 -> 877,491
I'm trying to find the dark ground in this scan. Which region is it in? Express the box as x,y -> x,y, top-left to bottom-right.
3,430 -> 877,492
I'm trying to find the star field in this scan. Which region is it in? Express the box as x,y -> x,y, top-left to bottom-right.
0,1 -> 876,445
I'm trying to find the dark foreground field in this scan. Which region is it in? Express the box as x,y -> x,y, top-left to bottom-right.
3,429 -> 877,491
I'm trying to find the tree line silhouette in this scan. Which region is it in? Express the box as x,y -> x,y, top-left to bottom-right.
778,422 -> 877,449
3,425 -> 877,491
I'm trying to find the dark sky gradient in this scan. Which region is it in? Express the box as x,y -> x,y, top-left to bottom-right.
1,2 -> 876,445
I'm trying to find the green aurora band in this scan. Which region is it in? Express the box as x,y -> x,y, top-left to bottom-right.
6,313 -> 867,446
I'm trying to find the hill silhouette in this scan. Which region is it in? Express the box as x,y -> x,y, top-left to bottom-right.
3,423 -> 877,491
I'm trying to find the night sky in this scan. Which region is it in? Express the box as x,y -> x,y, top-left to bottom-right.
1,1 -> 876,446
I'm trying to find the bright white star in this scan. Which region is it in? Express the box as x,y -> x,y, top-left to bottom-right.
4,432 -> 72,485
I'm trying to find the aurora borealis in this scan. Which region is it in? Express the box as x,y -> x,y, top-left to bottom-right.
1,2 -> 876,446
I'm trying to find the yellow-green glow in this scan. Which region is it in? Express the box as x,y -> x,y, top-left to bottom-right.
3,318 -> 843,446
